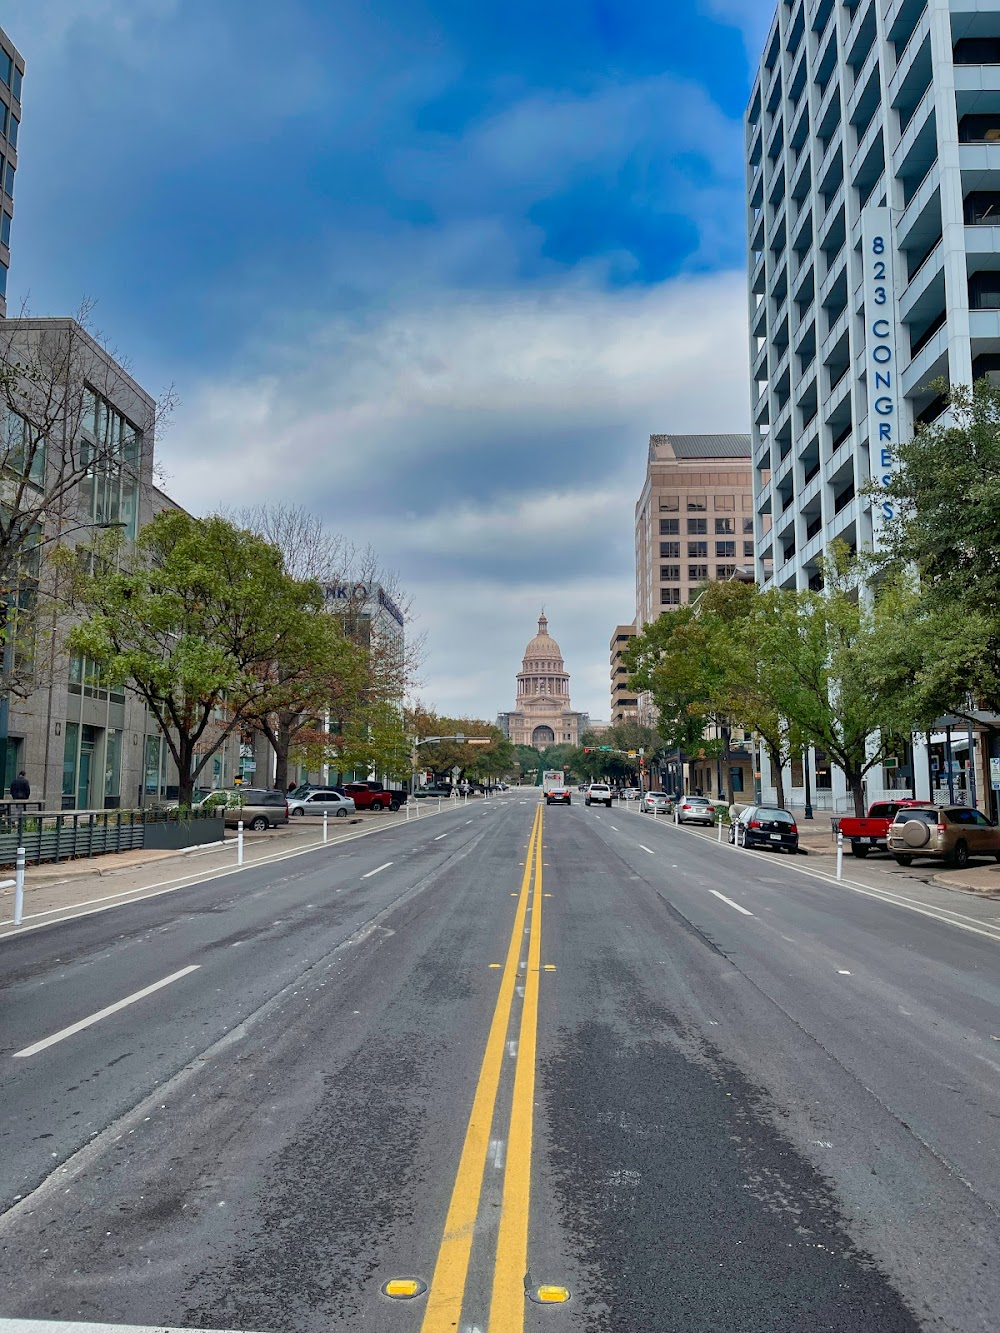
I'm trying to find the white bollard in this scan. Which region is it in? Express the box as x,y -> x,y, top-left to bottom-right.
673,806 -> 679,826
13,845 -> 25,926
836,828 -> 844,880
717,815 -> 723,843
437,797 -> 441,814
323,810 -> 329,844
405,802 -> 410,821
237,819 -> 244,866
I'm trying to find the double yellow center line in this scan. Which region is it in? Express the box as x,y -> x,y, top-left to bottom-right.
420,802 -> 545,1332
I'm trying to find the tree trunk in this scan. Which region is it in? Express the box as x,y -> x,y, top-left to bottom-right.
273,717 -> 292,792
766,742 -> 786,810
176,737 -> 196,808
848,770 -> 866,816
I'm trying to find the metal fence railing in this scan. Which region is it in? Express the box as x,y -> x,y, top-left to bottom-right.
0,806 -> 221,867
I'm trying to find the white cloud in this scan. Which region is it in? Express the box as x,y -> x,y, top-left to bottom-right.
163,270 -> 750,719
701,0 -> 775,60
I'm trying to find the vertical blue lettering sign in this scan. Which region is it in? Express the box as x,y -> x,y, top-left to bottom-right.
861,206 -> 900,545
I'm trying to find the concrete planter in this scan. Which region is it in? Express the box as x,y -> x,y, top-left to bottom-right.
144,814 -> 225,850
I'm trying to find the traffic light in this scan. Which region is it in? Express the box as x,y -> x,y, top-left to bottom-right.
584,748 -> 592,754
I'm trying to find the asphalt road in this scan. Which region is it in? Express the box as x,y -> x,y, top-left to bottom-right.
0,792 -> 998,1332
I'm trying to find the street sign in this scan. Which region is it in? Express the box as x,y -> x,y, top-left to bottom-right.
628,751 -> 636,757
242,760 -> 256,773
599,746 -> 612,752
991,757 -> 1000,791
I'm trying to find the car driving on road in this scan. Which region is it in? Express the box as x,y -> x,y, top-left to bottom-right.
585,783 -> 613,808
545,783 -> 571,805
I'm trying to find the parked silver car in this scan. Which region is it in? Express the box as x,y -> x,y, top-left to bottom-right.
287,790 -> 356,819
197,788 -> 289,831
640,792 -> 672,815
676,796 -> 717,826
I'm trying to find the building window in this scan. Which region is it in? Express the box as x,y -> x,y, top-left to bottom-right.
686,494 -> 707,511
660,588 -> 681,605
0,258 -> 6,298
716,564 -> 737,579
743,541 -> 754,557
0,52 -> 11,88
660,565 -> 680,581
105,729 -> 122,801
0,104 -> 5,137
688,564 -> 709,581
658,495 -> 679,511
1,210 -> 10,247
730,766 -> 745,793
3,160 -> 13,198
7,114 -> 16,149
716,541 -> 736,557
12,67 -> 20,100
687,517 -> 707,534
743,518 -> 754,534
714,494 -> 736,511
688,541 -> 708,557
659,518 -> 679,534
715,517 -> 736,534
660,541 -> 680,558
79,385 -> 143,540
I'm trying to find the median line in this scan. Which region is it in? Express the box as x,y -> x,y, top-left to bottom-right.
13,965 -> 201,1059
419,805 -> 542,1332
489,784 -> 545,1331
362,862 -> 393,879
639,844 -> 654,855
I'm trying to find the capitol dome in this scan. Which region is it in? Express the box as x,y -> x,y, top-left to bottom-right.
501,610 -> 585,750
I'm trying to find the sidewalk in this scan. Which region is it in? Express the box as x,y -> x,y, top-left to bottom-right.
0,800 -> 453,937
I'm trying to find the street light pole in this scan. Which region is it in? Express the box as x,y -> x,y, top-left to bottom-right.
803,746 -> 814,820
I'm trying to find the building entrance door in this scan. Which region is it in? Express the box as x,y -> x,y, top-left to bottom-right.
78,725 -> 98,809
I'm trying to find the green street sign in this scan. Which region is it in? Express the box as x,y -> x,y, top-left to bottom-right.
599,746 -> 613,752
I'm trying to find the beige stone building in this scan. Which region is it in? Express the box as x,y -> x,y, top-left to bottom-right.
635,433 -> 754,630
610,623 -> 637,725
499,613 -> 587,749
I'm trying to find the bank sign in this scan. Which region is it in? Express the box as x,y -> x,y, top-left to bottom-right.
861,206 -> 900,546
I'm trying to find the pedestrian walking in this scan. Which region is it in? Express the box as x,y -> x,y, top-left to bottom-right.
10,769 -> 30,814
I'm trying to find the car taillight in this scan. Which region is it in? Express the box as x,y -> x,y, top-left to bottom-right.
936,823 -> 947,833
789,824 -> 797,834
749,819 -> 761,828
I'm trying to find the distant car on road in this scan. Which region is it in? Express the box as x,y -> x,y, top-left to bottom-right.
287,790 -> 356,818
414,784 -> 454,798
729,805 -> 798,852
585,783 -> 613,808
676,796 -> 717,826
640,792 -> 672,815
887,805 -> 1000,868
545,783 -> 571,806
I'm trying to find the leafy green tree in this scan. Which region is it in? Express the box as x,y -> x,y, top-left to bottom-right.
67,511 -> 326,806
408,708 -> 509,784
511,744 -> 543,784
872,377 -> 1000,720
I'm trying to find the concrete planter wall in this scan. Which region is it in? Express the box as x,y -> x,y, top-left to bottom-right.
144,814 -> 225,850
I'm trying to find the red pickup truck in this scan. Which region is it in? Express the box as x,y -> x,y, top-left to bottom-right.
838,799 -> 926,857
342,782 -> 409,812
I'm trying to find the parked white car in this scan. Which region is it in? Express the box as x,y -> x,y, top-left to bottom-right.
287,790 -> 356,818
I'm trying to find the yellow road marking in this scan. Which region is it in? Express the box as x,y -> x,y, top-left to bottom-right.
419,805 -> 542,1333
489,802 -> 544,1333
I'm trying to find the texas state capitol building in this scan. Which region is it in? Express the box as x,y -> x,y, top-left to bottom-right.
497,614 -> 589,749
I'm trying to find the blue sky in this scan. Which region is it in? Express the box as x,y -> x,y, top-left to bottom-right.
6,0 -> 772,719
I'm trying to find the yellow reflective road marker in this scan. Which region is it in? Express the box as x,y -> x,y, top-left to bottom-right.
489,803 -> 545,1333
383,1278 -> 427,1299
543,965 -> 556,971
531,1284 -> 570,1304
420,805 -> 542,1333
489,963 -> 501,969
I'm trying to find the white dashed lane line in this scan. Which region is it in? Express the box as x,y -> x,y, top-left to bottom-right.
13,965 -> 201,1059
434,834 -> 448,841
710,889 -> 754,917
638,844 -> 654,855
362,862 -> 393,879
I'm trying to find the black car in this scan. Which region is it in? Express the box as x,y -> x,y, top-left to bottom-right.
729,804 -> 799,853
